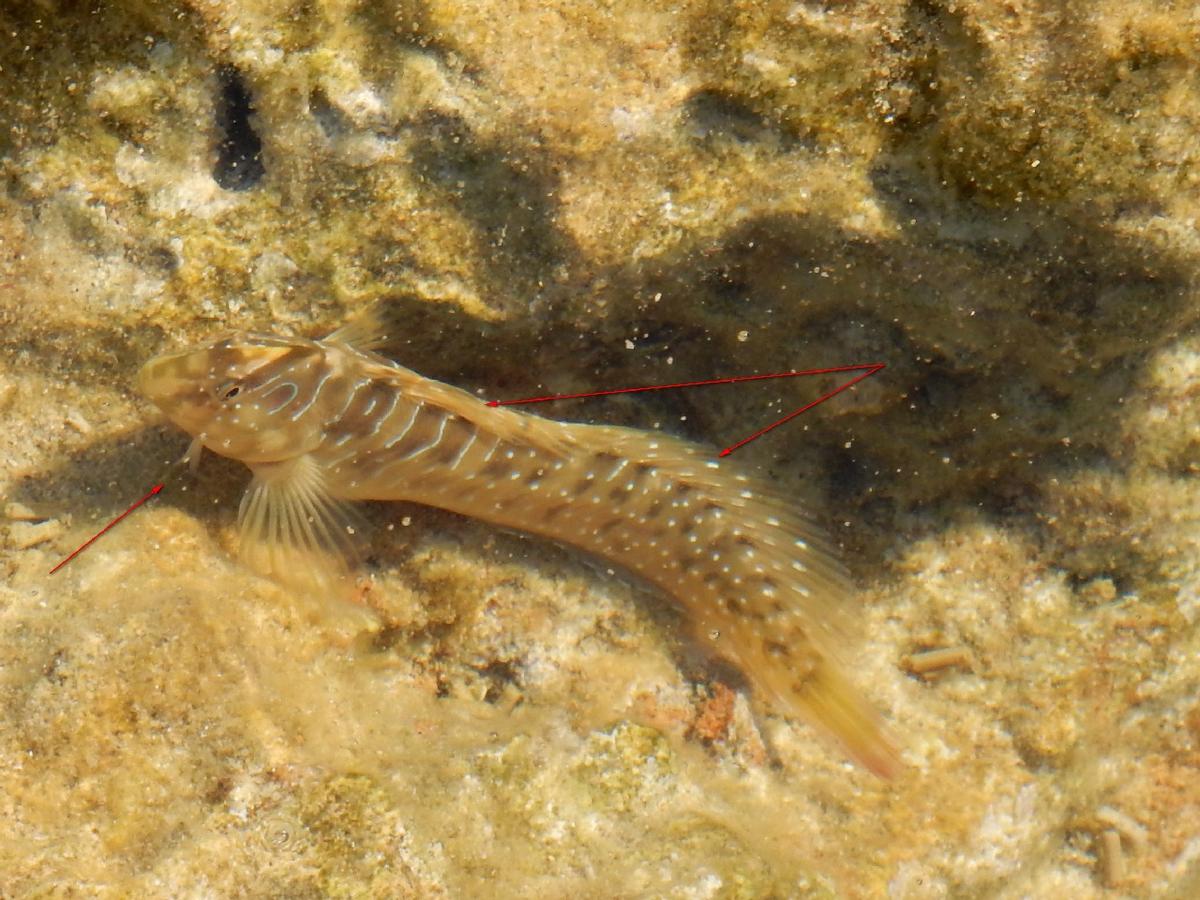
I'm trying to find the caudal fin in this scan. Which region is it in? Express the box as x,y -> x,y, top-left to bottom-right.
787,657 -> 902,779
735,622 -> 902,779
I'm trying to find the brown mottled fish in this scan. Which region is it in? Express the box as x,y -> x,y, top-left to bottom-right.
137,308 -> 900,778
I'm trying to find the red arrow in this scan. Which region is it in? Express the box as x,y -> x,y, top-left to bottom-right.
487,363 -> 886,456
718,364 -> 884,456
49,483 -> 164,574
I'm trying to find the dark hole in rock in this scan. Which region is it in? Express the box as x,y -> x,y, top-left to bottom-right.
309,87 -> 349,139
683,88 -> 810,152
684,89 -> 773,144
213,65 -> 265,190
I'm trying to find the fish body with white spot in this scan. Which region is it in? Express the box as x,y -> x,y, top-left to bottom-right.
138,313 -> 900,777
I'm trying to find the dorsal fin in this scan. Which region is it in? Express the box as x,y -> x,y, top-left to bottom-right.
325,300 -> 393,352
373,358 -> 578,461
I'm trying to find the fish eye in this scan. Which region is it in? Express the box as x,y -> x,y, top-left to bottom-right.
216,381 -> 242,402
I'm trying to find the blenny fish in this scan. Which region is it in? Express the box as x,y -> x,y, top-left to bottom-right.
137,308 -> 900,778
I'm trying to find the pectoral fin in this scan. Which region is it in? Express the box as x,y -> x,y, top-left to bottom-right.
237,454 -> 364,599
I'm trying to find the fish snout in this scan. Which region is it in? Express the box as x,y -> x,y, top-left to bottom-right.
136,356 -> 174,406
136,351 -> 202,411
134,358 -> 158,398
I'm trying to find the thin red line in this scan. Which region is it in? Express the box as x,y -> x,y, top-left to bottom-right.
718,364 -> 884,456
486,364 -> 884,407
49,483 -> 164,574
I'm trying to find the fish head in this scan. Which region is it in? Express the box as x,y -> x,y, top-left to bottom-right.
138,333 -> 329,464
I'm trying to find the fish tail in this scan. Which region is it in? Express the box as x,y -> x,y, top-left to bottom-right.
564,426 -> 901,776
738,627 -> 902,778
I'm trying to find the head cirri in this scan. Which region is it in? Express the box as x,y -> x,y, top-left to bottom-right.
137,333 -> 330,464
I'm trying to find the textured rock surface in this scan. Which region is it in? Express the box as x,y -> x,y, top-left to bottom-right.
2,0 -> 1198,896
